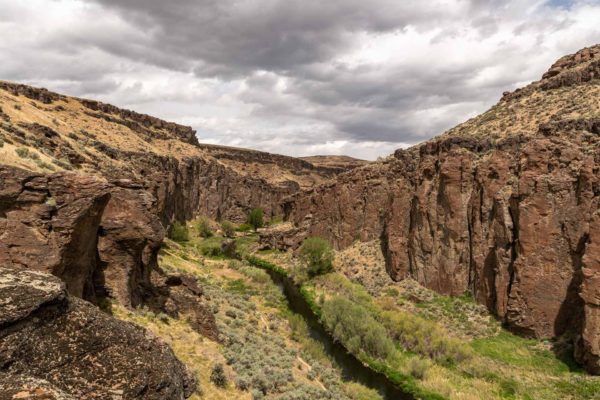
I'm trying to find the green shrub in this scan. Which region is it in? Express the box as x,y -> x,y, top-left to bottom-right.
15,147 -> 29,158
210,363 -> 227,387
343,382 -> 383,400
321,296 -> 393,360
237,223 -> 253,232
0,138 -> 4,147
201,242 -> 223,257
298,236 -> 334,277
221,239 -> 239,259
52,158 -> 73,170
247,208 -> 264,231
168,221 -> 189,242
239,266 -> 270,284
221,220 -> 236,238
407,357 -> 430,379
197,217 -> 213,238
35,160 -> 55,171
381,310 -> 472,364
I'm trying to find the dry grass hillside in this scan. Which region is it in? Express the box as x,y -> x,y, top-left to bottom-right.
300,155 -> 369,171
0,81 -> 353,188
438,44 -> 600,143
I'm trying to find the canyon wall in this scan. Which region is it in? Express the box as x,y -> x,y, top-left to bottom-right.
279,45 -> 600,373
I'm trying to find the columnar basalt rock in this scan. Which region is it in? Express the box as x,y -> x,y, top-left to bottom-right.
97,181 -> 165,308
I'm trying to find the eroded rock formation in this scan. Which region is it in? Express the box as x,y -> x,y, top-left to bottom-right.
0,267 -> 196,399
0,166 -> 111,302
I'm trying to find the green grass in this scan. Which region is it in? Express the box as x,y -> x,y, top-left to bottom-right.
471,331 -> 575,375
234,234 -> 258,255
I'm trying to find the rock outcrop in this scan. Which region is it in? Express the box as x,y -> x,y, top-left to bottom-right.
275,45 -> 600,373
148,271 -> 220,341
0,166 -> 111,302
97,181 -> 165,308
0,267 -> 196,399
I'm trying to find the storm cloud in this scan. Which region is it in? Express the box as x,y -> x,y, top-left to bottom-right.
1,0 -> 600,159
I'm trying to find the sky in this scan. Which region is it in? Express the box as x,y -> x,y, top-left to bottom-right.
1,1 -> 600,160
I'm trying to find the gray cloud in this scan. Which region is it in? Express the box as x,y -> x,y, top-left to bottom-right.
1,0 -> 600,159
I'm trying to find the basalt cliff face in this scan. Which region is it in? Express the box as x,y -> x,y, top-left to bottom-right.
276,45 -> 600,373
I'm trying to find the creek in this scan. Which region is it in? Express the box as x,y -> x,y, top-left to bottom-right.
264,268 -> 414,400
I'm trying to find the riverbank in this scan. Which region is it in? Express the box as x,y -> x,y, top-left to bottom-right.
247,255 -> 445,400
255,241 -> 600,400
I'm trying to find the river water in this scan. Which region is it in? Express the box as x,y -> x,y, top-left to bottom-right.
265,269 -> 414,400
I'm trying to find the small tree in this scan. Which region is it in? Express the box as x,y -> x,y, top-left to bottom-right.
221,220 -> 235,238
198,217 -> 213,238
210,363 -> 227,387
247,208 -> 264,232
298,236 -> 334,277
168,221 -> 189,242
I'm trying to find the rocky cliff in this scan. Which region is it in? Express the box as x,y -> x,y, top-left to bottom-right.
275,44 -> 600,373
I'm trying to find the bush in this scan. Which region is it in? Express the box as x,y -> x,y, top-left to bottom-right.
321,296 -> 393,360
221,220 -> 236,238
197,217 -> 213,238
380,310 -> 472,364
36,160 -> 55,171
52,158 -> 73,170
237,223 -> 253,232
201,242 -> 223,257
168,221 -> 189,242
343,382 -> 383,400
298,237 -> 334,277
248,208 -> 264,231
15,147 -> 29,158
235,376 -> 250,391
210,363 -> 227,387
407,357 -> 430,379
0,138 -> 4,147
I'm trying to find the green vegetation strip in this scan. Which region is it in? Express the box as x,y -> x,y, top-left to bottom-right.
246,255 -> 446,400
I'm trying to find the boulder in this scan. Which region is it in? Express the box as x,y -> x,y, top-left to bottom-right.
0,267 -> 196,399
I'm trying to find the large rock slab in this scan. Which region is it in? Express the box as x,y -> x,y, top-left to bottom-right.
0,267 -> 196,399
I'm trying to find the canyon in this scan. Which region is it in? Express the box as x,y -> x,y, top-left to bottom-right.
276,44 -> 600,373
0,44 -> 599,399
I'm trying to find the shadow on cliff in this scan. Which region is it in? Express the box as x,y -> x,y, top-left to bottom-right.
551,233 -> 589,372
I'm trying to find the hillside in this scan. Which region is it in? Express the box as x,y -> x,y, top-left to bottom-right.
268,44 -> 600,374
0,81 -> 364,399
300,155 -> 369,172
0,81 -> 355,223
